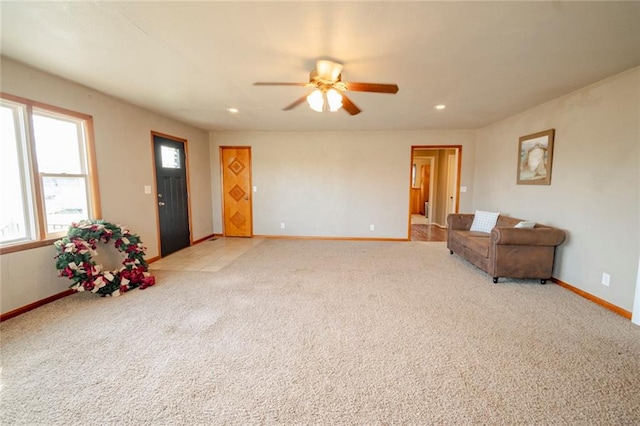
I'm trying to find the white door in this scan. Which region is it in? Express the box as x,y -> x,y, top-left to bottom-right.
445,154 -> 457,223
427,157 -> 435,223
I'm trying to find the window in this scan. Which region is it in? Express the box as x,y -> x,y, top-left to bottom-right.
160,145 -> 181,169
412,163 -> 417,188
0,93 -> 100,252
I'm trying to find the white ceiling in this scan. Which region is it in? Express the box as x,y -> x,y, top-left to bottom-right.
2,1 -> 639,132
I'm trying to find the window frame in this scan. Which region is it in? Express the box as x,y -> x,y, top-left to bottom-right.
0,93 -> 101,254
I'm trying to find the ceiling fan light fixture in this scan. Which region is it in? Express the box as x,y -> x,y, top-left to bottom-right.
307,89 -> 324,112
326,88 -> 343,112
306,88 -> 343,113
255,59 -> 396,116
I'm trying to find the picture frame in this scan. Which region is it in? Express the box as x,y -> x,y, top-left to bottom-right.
517,129 -> 555,185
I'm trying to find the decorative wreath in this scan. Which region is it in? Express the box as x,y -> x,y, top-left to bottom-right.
54,220 -> 155,297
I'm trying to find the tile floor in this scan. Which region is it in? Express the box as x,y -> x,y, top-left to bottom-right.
149,237 -> 264,272
148,223 -> 447,272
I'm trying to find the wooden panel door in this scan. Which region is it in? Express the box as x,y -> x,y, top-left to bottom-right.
420,164 -> 430,215
410,188 -> 421,214
221,147 -> 252,237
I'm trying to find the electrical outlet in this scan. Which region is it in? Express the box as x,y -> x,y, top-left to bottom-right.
370,224 -> 375,231
601,272 -> 610,286
144,185 -> 151,194
280,222 -> 285,229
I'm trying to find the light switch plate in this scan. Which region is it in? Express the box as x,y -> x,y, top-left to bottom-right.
144,185 -> 152,194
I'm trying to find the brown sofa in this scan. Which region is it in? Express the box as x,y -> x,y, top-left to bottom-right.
446,213 -> 566,284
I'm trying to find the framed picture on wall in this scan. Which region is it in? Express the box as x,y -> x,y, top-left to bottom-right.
517,129 -> 555,185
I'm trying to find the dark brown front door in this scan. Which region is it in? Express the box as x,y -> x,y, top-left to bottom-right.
221,146 -> 252,237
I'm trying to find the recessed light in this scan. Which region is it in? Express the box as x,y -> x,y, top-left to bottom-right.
435,104 -> 446,110
226,108 -> 239,113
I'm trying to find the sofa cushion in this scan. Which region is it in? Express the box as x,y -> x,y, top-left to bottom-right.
464,235 -> 491,258
470,210 -> 500,233
449,230 -> 488,248
496,216 -> 522,227
453,230 -> 491,239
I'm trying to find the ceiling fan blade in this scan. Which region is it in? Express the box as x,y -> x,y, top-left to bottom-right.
316,60 -> 343,82
282,95 -> 308,111
345,82 -> 399,94
341,94 -> 361,115
254,82 -> 308,87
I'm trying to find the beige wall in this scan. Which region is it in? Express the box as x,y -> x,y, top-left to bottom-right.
0,57 -> 213,314
473,67 -> 640,311
210,131 -> 476,239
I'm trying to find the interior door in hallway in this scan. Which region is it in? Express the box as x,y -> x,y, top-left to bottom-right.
221,146 -> 252,237
420,164 -> 431,216
153,134 -> 191,257
445,153 -> 458,220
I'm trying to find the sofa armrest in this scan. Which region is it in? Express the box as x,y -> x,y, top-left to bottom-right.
491,227 -> 565,246
447,214 -> 474,230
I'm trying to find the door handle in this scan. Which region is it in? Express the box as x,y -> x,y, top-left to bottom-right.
244,196 -> 249,201
159,202 -> 165,206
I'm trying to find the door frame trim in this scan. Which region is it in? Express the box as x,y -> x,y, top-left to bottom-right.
219,146 -> 253,237
150,131 -> 194,258
408,145 -> 462,239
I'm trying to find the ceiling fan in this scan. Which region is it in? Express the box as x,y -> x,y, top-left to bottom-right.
254,59 -> 399,115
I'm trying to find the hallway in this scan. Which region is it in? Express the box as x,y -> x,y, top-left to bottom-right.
410,214 -> 447,242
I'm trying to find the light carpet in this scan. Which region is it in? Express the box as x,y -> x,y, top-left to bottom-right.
1,240 -> 639,425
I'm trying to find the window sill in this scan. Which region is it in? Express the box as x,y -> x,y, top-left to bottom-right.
0,238 -> 60,255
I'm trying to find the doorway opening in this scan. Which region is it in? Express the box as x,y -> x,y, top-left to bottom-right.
409,145 -> 461,241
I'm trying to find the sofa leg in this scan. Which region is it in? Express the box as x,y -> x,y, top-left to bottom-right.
492,277 -> 498,284
449,250 -> 453,255
540,279 -> 547,285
